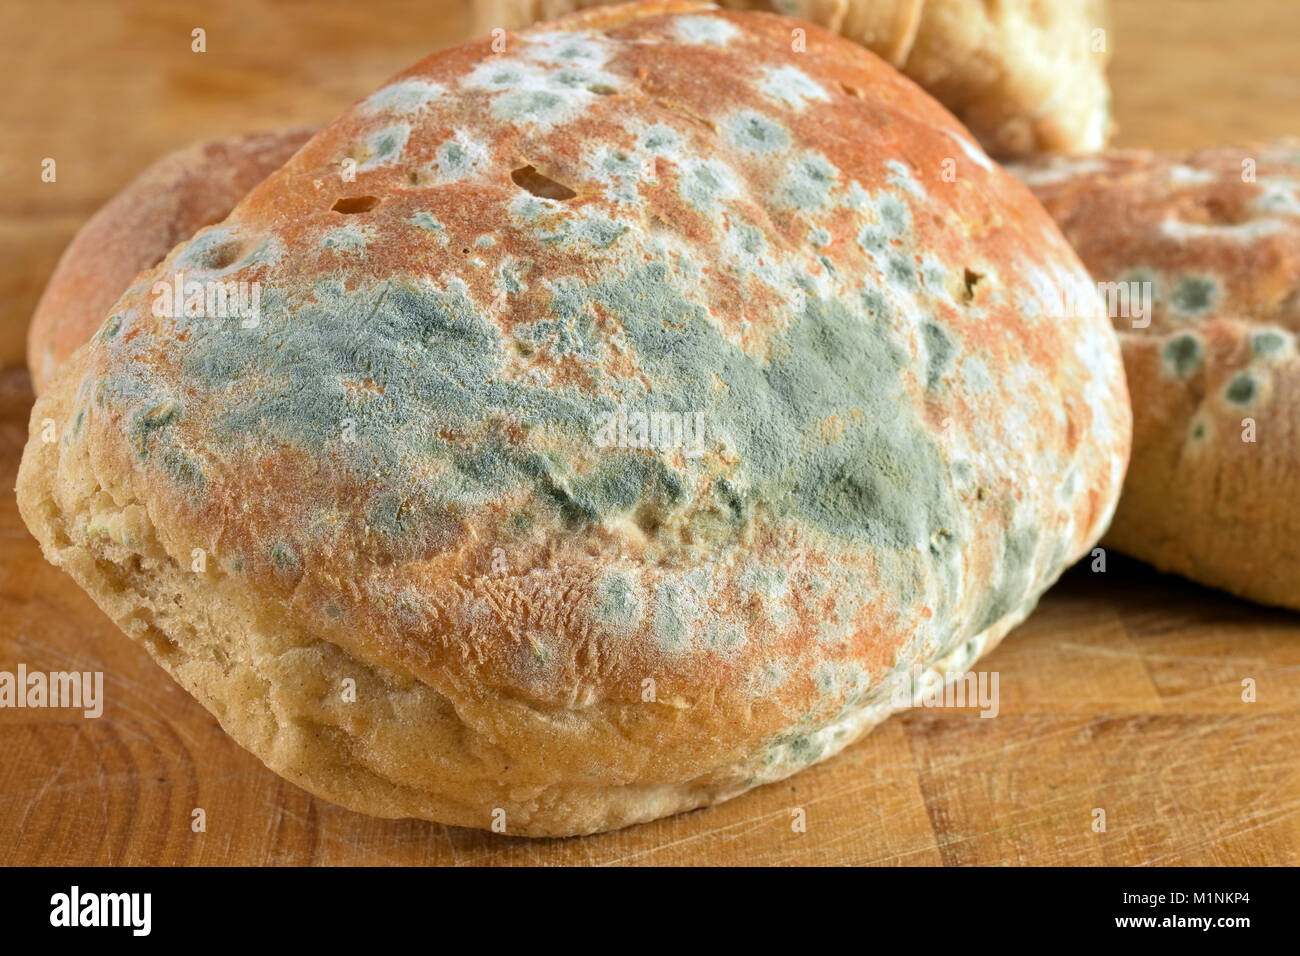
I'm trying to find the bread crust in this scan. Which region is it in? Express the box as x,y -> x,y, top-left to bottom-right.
1014,141 -> 1300,610
473,0 -> 1114,156
27,128 -> 315,395
19,2 -> 1128,835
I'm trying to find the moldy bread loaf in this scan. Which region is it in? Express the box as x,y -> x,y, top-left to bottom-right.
18,1 -> 1129,835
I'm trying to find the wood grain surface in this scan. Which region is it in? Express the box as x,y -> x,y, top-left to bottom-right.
1,0 -> 1298,866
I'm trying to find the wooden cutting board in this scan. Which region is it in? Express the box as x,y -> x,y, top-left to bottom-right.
2,0 -> 1299,866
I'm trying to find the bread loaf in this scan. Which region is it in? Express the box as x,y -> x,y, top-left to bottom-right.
473,0 -> 1114,156
18,1 -> 1129,835
1014,141 -> 1300,609
27,128 -> 314,395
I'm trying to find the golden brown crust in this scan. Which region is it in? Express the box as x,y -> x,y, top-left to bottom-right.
1013,141 -> 1300,609
19,2 -> 1128,835
27,127 -> 315,395
472,0 -> 1114,156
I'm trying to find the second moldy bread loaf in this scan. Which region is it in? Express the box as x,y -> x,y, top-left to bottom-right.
1014,142 -> 1300,609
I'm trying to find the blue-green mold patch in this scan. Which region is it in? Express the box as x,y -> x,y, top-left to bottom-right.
1162,333 -> 1203,379
726,110 -> 789,155
108,235 -> 962,586
1169,275 -> 1218,317
776,153 -> 838,209
1225,373 -> 1258,405
1251,328 -> 1288,356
